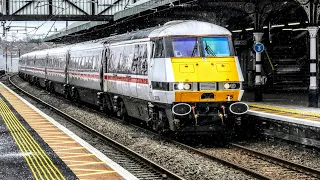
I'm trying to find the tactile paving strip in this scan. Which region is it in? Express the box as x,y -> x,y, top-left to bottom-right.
249,103 -> 320,121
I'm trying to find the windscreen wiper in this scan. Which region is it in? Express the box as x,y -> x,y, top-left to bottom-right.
191,42 -> 198,57
204,41 -> 216,57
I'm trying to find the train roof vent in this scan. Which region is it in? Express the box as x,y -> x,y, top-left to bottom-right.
163,20 -> 186,26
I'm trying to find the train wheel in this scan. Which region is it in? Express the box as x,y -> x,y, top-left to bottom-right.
45,81 -> 49,91
36,78 -> 40,87
71,87 -> 79,102
152,111 -> 170,135
117,101 -> 128,121
104,95 -> 113,115
50,83 -> 55,93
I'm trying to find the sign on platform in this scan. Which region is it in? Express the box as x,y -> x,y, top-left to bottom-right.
234,40 -> 247,46
253,43 -> 265,53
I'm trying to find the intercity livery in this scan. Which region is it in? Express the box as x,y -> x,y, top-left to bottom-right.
18,20 -> 248,135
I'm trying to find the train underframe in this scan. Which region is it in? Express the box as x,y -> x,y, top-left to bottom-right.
18,72 -> 244,135
98,92 -> 243,135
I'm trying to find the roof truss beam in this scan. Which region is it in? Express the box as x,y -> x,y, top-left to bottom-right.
12,0 -> 35,15
64,0 -> 89,15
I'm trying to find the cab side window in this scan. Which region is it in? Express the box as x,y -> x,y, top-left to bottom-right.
154,39 -> 164,58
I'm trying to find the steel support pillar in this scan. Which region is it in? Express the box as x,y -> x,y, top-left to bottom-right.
307,26 -> 319,107
253,32 -> 264,102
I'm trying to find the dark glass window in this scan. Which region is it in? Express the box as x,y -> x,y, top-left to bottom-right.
202,37 -> 231,57
172,37 -> 199,57
154,39 -> 164,58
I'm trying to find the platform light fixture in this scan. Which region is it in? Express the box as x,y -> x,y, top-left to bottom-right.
271,24 -> 285,28
263,26 -> 268,29
245,28 -> 254,31
282,28 -> 292,31
288,22 -> 300,26
232,30 -> 242,33
292,28 -> 307,31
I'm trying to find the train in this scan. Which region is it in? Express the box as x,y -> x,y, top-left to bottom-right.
18,20 -> 248,135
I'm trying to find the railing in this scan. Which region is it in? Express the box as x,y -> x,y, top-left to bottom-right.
264,48 -> 275,92
264,49 -> 274,71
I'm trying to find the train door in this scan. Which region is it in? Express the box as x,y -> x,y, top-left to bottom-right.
45,54 -> 49,80
65,51 -> 70,84
129,44 -> 138,97
136,42 -> 149,100
100,49 -> 106,91
148,41 -> 156,100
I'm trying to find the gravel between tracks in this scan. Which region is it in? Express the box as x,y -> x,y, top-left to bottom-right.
239,139 -> 320,170
10,76 -> 253,180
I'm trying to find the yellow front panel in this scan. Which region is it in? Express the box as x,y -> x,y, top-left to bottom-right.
171,57 -> 240,82
175,90 -> 241,102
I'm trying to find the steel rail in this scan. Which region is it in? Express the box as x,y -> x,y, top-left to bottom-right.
8,75 -> 184,180
230,143 -> 320,178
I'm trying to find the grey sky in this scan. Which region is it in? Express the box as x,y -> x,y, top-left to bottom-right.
3,21 -> 77,41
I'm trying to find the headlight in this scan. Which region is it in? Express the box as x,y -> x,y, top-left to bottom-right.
224,83 -> 230,89
177,83 -> 184,90
223,83 -> 240,89
183,83 -> 191,90
174,83 -> 192,90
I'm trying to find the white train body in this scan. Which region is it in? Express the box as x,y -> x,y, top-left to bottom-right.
19,20 -> 248,134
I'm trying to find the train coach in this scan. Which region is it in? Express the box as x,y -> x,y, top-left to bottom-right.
18,20 -> 248,135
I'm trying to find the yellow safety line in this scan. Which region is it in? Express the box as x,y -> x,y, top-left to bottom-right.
249,103 -> 320,118
5,103 -> 66,180
0,98 -> 65,180
5,115 -> 52,180
0,100 -> 53,180
77,171 -> 116,177
0,102 -> 42,180
1,120 -> 41,179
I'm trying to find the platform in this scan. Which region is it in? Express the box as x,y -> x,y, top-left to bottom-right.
0,82 -> 138,180
243,91 -> 320,128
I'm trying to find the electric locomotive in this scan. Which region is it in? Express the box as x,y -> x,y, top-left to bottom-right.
18,20 -> 248,135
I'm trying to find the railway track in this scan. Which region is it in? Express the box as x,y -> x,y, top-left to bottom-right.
7,75 -> 183,180
9,74 -> 320,180
167,140 -> 320,180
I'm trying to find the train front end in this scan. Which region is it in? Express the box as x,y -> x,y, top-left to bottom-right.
149,22 -> 248,134
171,37 -> 248,134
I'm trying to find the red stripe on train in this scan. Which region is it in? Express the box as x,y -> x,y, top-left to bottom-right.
104,75 -> 148,84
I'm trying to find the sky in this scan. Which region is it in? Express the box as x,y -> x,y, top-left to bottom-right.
2,21 -> 77,41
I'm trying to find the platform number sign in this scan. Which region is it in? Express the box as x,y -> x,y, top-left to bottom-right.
253,43 -> 265,53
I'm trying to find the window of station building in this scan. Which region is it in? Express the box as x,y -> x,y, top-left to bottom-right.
172,37 -> 199,57
202,37 -> 231,57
